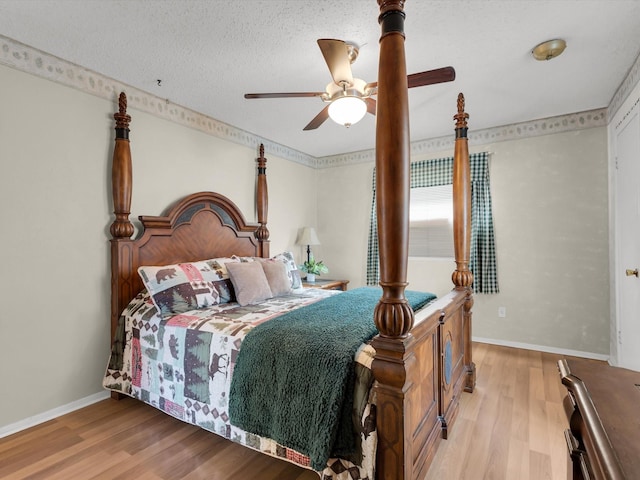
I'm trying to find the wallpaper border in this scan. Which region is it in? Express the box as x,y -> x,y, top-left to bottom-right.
1,34 -> 627,169
608,48 -> 640,121
317,109 -> 608,168
0,35 -> 315,167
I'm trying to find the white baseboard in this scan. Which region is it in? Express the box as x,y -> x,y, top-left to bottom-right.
0,390 -> 110,439
472,336 -> 610,362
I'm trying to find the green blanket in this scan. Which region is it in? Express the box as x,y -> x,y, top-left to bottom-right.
228,286 -> 436,470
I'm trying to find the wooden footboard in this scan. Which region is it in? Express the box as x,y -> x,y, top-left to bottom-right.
372,288 -> 471,479
372,288 -> 473,478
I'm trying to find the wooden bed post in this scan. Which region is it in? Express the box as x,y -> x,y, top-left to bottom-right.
452,93 -> 476,392
256,143 -> 270,258
110,92 -> 133,240
372,0 -> 413,337
370,1 -> 415,478
110,92 -> 133,344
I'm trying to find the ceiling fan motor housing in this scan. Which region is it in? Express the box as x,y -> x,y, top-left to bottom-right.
324,78 -> 369,102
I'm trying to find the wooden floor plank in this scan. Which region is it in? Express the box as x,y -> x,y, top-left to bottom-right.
12,439 -> 127,479
546,400 -> 569,480
0,343 -> 570,480
0,427 -> 84,478
506,439 -> 530,480
530,449 -> 554,480
0,421 -> 63,454
30,450 -> 131,480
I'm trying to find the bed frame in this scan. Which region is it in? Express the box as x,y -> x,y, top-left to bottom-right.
108,2 -> 474,478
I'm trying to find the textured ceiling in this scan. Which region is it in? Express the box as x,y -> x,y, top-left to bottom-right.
1,0 -> 639,158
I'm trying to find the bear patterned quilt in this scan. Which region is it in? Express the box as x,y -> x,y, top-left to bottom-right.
103,288 -> 378,480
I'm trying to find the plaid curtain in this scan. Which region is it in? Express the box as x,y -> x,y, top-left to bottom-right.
366,152 -> 499,294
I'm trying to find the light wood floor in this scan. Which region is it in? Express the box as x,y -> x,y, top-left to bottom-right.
426,342 -> 568,480
0,343 -> 569,479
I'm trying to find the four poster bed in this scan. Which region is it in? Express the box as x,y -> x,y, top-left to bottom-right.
103,2 -> 475,479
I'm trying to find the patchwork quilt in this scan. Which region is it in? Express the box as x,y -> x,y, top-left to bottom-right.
103,289 -> 377,480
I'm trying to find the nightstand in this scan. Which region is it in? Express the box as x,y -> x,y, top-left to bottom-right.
301,279 -> 349,291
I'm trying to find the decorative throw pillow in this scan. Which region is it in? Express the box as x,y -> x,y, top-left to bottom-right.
271,251 -> 303,291
260,259 -> 293,297
226,261 -> 273,306
138,257 -> 238,318
207,257 -> 240,304
231,255 -> 256,263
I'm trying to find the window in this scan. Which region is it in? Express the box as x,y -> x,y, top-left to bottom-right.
367,152 -> 499,293
409,185 -> 454,258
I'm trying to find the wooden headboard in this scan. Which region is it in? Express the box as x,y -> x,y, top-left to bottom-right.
109,95 -> 270,341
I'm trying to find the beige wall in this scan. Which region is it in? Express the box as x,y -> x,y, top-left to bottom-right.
318,126 -> 610,356
0,64 -> 317,429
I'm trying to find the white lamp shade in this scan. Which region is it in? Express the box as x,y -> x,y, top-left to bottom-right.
328,96 -> 367,127
296,226 -> 320,246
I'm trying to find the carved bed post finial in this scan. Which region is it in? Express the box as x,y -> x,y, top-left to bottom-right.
452,92 -> 476,392
454,92 -> 469,129
256,143 -> 270,257
115,92 -> 130,128
110,92 -> 134,238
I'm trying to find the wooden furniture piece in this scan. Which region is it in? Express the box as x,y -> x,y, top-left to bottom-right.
558,358 -> 640,479
301,279 -> 349,291
107,2 -> 474,478
370,3 -> 475,479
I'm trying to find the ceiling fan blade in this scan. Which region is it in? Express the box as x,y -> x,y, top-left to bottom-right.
365,66 -> 456,91
245,92 -> 324,99
303,105 -> 330,131
365,97 -> 376,116
407,66 -> 456,88
317,39 -> 354,86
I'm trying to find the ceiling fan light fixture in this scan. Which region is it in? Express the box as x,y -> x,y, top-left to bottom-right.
328,96 -> 367,128
531,39 -> 566,61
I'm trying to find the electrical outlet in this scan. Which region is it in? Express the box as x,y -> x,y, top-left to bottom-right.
498,306 -> 506,318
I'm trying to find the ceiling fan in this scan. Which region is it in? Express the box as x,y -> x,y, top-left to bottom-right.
244,39 -> 455,131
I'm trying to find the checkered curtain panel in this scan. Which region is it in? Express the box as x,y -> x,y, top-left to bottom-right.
366,152 -> 499,294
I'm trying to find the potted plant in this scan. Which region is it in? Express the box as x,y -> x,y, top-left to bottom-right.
299,253 -> 328,283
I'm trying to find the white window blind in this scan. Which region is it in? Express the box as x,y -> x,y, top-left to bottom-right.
409,184 -> 454,258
